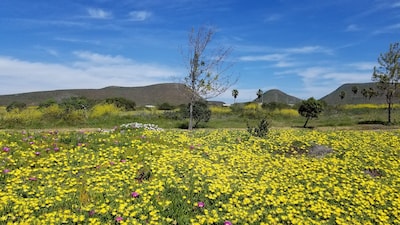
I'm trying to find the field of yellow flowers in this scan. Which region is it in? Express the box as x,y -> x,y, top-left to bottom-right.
0,127 -> 399,224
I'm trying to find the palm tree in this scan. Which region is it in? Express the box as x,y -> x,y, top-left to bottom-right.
256,89 -> 264,104
232,89 -> 239,103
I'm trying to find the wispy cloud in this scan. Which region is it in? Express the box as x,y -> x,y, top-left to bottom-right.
392,2 -> 400,8
54,37 -> 101,45
0,52 -> 181,95
239,53 -> 286,62
87,8 -> 112,19
283,46 -> 332,55
291,62 -> 374,98
345,24 -> 361,32
264,14 -> 282,23
129,11 -> 152,21
373,23 -> 400,34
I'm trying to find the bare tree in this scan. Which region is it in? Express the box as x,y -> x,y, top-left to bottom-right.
372,42 -> 400,124
183,26 -> 235,130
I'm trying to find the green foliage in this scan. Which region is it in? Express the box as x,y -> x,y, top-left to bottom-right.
262,102 -> 291,111
38,99 -> 57,109
89,103 -> 122,118
247,118 -> 270,137
241,103 -> 269,119
298,97 -> 324,128
40,104 -> 63,120
372,42 -> 400,124
59,97 -> 93,112
105,97 -> 136,111
181,101 -> 211,128
6,101 -> 27,112
158,102 -> 175,110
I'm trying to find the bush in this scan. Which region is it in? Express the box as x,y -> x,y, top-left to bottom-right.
38,99 -> 57,109
1,108 -> 42,128
40,104 -> 63,120
162,110 -> 182,120
61,110 -> 87,125
105,97 -> 136,111
60,96 -> 93,112
181,101 -> 211,128
158,102 -> 175,110
89,103 -> 122,118
247,118 -> 270,137
262,102 -> 291,111
242,103 -> 269,119
6,101 -> 27,112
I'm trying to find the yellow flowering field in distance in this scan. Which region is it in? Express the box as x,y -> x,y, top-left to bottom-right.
0,128 -> 399,224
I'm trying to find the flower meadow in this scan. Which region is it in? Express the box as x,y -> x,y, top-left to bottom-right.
0,128 -> 400,225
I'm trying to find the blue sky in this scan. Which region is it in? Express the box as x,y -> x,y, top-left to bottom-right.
0,0 -> 398,103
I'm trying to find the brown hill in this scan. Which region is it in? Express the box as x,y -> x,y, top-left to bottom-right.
0,83 -> 195,107
319,82 -> 389,105
254,89 -> 302,105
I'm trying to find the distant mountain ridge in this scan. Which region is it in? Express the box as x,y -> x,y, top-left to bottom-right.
0,83 -> 194,107
0,82 -> 394,107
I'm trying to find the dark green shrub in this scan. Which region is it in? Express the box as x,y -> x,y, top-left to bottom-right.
158,102 -> 175,110
38,99 -> 57,109
181,101 -> 211,128
247,118 -> 270,137
59,96 -> 93,112
105,97 -> 136,111
6,101 -> 27,112
162,111 -> 182,120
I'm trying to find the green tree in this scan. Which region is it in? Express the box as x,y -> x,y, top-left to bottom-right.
59,97 -> 92,112
372,42 -> 400,124
181,101 -> 211,128
232,89 -> 239,103
183,26 -> 235,130
339,91 -> 346,100
298,97 -> 324,128
351,86 -> 358,95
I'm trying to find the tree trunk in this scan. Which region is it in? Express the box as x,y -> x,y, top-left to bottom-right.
388,102 -> 392,125
303,117 -> 310,128
189,98 -> 194,130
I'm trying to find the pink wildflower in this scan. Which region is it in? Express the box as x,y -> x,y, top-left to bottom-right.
197,201 -> 205,208
131,191 -> 139,198
115,216 -> 123,222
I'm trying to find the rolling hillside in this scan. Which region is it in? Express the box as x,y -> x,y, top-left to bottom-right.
0,83 -> 195,107
0,82 -> 396,107
320,82 -> 388,105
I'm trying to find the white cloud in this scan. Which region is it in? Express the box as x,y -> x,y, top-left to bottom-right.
264,14 -> 282,22
346,24 -> 361,32
392,2 -> 400,8
294,64 -> 373,99
87,8 -> 112,19
129,11 -> 152,21
238,53 -> 286,62
283,46 -> 330,54
0,52 -> 181,95
373,23 -> 400,34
